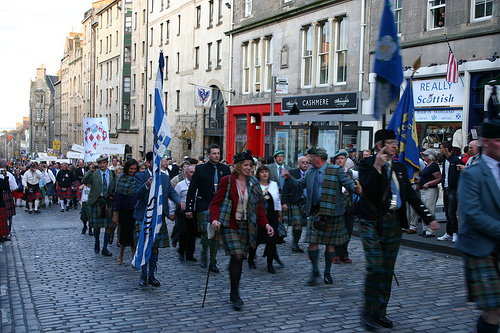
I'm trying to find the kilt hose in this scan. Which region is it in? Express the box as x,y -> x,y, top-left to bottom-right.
134,215 -> 170,248
56,186 -> 73,200
359,212 -> 402,317
220,219 -> 250,256
463,252 -> 500,311
88,197 -> 114,229
0,207 -> 9,238
305,215 -> 348,246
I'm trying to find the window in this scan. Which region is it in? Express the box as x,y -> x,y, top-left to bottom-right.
148,94 -> 152,112
208,1 -> 214,28
218,0 -> 223,24
149,60 -> 153,79
164,92 -> 168,113
253,39 -> 261,92
235,115 -> 248,153
178,15 -> 181,36
161,0 -> 164,11
335,17 -> 347,84
176,52 -> 180,73
472,0 -> 493,21
195,46 -> 200,69
196,6 -> 201,28
134,12 -> 137,30
166,20 -> 170,43
142,41 -> 145,55
207,42 -> 212,71
100,39 -> 102,54
143,9 -> 146,24
165,55 -> 169,80
317,21 -> 330,86
150,0 -> 153,13
141,73 -> 144,87
110,34 -> 112,52
176,90 -> 180,111
216,40 -> 222,69
133,74 -> 136,90
160,23 -> 163,44
428,0 -> 445,29
245,0 -> 252,17
301,25 -> 313,87
393,0 -> 402,34
264,37 -> 273,92
116,31 -> 118,46
242,43 -> 250,94
150,27 -> 154,46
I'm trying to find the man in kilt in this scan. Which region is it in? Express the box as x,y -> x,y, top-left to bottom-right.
456,117 -> 500,333
0,159 -> 17,239
22,163 -> 43,214
0,170 -> 12,242
82,154 -> 117,256
282,155 -> 309,253
56,162 -> 75,212
353,129 -> 439,330
283,147 -> 361,286
133,152 -> 180,287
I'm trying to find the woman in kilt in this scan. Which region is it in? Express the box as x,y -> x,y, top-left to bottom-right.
112,159 -> 138,264
248,164 -> 284,274
210,150 -> 274,311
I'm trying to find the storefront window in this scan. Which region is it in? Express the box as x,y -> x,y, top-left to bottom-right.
235,115 -> 247,153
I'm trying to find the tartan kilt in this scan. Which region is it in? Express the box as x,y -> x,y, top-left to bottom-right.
464,253 -> 500,310
197,210 -> 209,234
80,202 -> 90,222
25,190 -> 43,202
45,182 -> 56,196
221,219 -> 250,256
286,202 -> 306,227
74,182 -> 82,199
305,214 -> 348,246
3,191 -> 15,217
134,216 -> 170,248
88,197 -> 114,228
56,186 -> 73,200
0,207 -> 9,238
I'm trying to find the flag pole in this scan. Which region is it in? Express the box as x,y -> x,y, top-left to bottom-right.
188,82 -> 234,95
444,34 -> 464,86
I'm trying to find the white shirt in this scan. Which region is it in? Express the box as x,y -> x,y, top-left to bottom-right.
42,170 -> 56,183
0,171 -> 18,191
444,159 -> 450,188
260,180 -> 282,212
22,169 -> 43,186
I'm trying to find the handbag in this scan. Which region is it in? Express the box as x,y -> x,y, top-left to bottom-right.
313,214 -> 327,231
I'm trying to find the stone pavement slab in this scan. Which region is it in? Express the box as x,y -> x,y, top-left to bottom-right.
1,205 -> 480,332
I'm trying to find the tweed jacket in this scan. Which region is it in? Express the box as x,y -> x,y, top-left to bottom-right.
456,158 -> 500,257
132,169 -> 180,222
353,156 -> 434,229
81,168 -> 117,206
282,168 -> 305,205
286,163 -> 354,217
185,161 -> 231,213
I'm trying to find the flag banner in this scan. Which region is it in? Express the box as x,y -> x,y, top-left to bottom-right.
83,117 -> 109,162
373,0 -> 403,119
446,50 -> 458,83
388,78 -> 420,182
194,85 -> 213,108
132,53 -> 172,270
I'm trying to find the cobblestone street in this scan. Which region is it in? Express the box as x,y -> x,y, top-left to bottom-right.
1,205 -> 479,332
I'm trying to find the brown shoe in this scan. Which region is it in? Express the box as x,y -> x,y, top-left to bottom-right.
407,229 -> 417,234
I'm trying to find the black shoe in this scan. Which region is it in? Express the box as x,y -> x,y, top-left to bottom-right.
200,256 -> 207,268
29,211 -> 33,214
210,263 -> 220,273
148,276 -> 161,287
230,292 -> 243,311
60,209 -> 64,212
102,249 -> 112,256
139,275 -> 148,287
361,313 -> 380,331
324,273 -> 333,284
308,271 -> 320,286
33,210 -> 41,214
178,253 -> 185,261
66,206 -> 69,211
186,256 -> 198,262
81,226 -> 87,234
374,315 -> 393,328
291,244 -> 304,253
267,266 -> 276,274
423,234 -> 436,238
248,260 -> 257,269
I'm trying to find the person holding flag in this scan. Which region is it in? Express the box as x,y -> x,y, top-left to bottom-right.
131,52 -> 180,287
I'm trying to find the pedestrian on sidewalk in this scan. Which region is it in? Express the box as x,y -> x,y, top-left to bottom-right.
353,129 -> 440,331
418,149 -> 441,237
456,117 -> 500,333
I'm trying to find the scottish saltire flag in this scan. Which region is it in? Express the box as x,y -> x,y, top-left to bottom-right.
373,0 -> 403,119
446,50 -> 458,83
388,78 -> 420,182
132,52 -> 171,270
194,85 -> 213,108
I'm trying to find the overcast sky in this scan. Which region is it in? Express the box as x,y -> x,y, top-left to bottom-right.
0,0 -> 93,130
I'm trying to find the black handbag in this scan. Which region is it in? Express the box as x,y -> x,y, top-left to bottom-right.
312,214 -> 327,231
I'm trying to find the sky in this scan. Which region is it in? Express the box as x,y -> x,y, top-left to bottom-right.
0,0 -> 94,130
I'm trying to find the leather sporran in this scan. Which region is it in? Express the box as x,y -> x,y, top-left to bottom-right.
313,214 -> 327,231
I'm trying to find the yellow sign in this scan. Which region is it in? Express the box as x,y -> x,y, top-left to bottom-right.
53,140 -> 61,150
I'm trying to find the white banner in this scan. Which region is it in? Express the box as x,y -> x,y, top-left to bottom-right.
71,143 -> 85,153
83,117 -> 109,162
412,78 -> 464,108
415,109 -> 463,122
194,85 -> 213,108
67,151 -> 84,159
96,143 -> 125,155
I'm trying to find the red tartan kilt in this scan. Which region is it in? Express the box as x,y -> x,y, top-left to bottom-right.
3,191 -> 15,217
74,182 -> 82,199
0,207 -> 10,238
25,191 -> 43,201
56,186 -> 73,199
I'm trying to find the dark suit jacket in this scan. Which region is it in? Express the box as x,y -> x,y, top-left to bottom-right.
74,167 -> 86,183
168,164 -> 180,180
282,168 -> 304,205
353,156 -> 434,229
133,169 -> 180,221
441,154 -> 463,189
185,162 -> 231,213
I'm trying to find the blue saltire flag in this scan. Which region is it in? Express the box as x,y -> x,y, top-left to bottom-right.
132,52 -> 171,269
387,77 -> 420,182
373,0 -> 403,119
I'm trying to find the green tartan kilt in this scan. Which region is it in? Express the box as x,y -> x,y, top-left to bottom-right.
305,214 -> 348,246
464,252 -> 500,310
88,198 -> 114,228
80,202 -> 90,222
134,216 -> 170,248
286,202 -> 306,227
220,220 -> 251,256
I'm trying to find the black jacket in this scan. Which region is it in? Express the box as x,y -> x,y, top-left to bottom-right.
74,167 -> 86,183
168,164 -> 180,180
353,156 -> 434,229
281,168 -> 304,205
185,162 -> 231,213
441,154 -> 463,189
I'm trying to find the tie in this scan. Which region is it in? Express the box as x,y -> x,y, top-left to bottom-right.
301,170 -> 307,198
278,166 -> 284,190
312,170 -> 322,206
214,165 -> 218,192
102,172 -> 107,196
386,162 -> 401,209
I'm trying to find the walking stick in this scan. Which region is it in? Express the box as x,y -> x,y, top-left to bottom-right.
202,230 -> 219,308
393,272 -> 400,287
